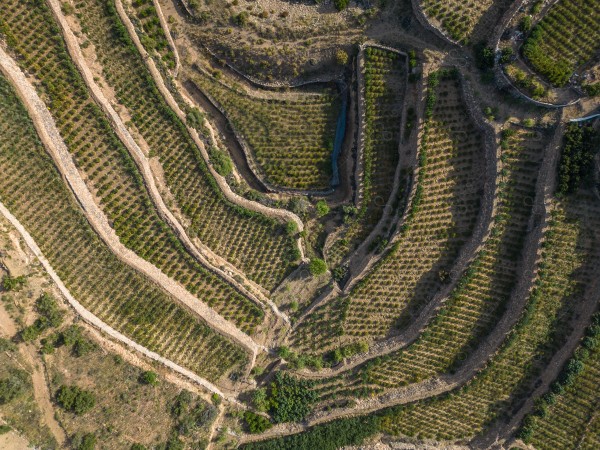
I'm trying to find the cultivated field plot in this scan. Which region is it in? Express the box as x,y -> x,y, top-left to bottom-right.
0,0 -> 268,334
128,0 -> 176,70
294,70 -> 484,354
523,0 -> 600,87
419,0 -> 497,43
190,68 -> 341,191
523,320 -> 600,450
309,123 -> 547,405
71,0 -> 299,291
376,198 -> 600,441
325,47 -> 407,268
0,75 -> 247,382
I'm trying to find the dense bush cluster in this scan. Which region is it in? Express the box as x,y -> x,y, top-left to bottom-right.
56,385 -> 96,415
240,415 -> 380,450
0,369 -> 28,404
263,372 -> 317,423
20,293 -> 64,342
557,124 -> 599,194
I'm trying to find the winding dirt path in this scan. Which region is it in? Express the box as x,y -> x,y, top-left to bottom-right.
0,45 -> 262,360
20,346 -> 67,445
0,301 -> 66,445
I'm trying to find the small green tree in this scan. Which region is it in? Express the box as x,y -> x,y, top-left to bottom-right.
520,16 -> 532,32
316,200 -> 330,217
0,369 -> 28,404
139,371 -> 158,386
56,385 -> 96,415
334,0 -> 349,11
2,275 -> 26,291
309,258 -> 327,276
243,411 -> 272,433
252,388 -> 269,411
335,49 -> 349,65
130,444 -> 148,450
71,433 -> 96,450
286,221 -> 298,236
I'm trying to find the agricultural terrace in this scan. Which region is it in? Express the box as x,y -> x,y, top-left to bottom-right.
326,47 -> 407,268
419,0 -> 495,43
72,0 -> 299,290
521,314 -> 600,449
0,0 -> 266,334
294,70 -> 484,355
310,123 -> 545,404
190,67 -> 341,191
523,0 -> 600,87
376,197 -> 600,441
128,0 -> 176,70
0,75 -> 247,382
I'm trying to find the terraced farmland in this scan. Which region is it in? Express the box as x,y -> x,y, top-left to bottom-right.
523,0 -> 600,86
308,121 -> 547,404
70,0 -> 299,291
294,70 -> 484,353
129,0 -> 176,70
419,0 -> 496,43
0,0 -> 267,334
522,313 -> 600,449
189,67 -> 341,191
0,73 -> 247,382
326,47 -> 407,268
378,196 -> 600,441
1,0 -> 598,447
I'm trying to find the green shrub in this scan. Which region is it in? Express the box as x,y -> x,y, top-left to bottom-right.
557,124 -> 599,194
71,433 -> 96,450
56,385 -> 96,415
333,0 -> 349,11
233,11 -> 249,26
519,16 -> 532,32
139,370 -> 159,386
130,445 -> 148,450
244,411 -> 272,433
582,83 -> 600,97
0,425 -> 11,434
252,388 -> 269,412
208,147 -> 233,177
1,275 -> 26,291
309,259 -> 327,276
499,47 -> 514,64
0,338 -> 16,352
240,415 -> 380,449
267,372 -> 317,423
523,27 -> 572,86
336,49 -> 349,65
474,43 -> 495,70
286,221 -> 298,236
316,200 -> 330,217
0,369 -> 28,404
